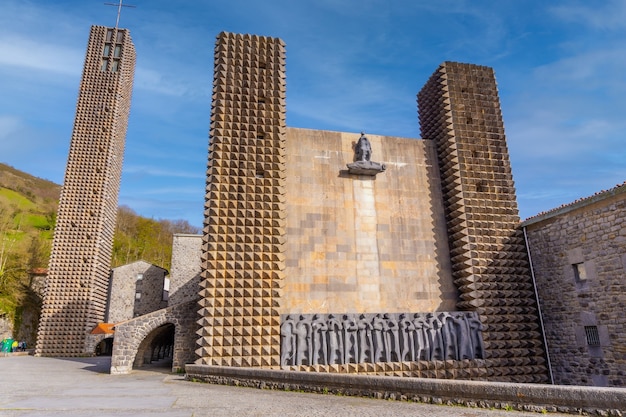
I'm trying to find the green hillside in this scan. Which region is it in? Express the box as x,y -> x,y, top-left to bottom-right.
0,163 -> 199,342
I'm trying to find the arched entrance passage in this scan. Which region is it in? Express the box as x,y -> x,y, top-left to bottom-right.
95,337 -> 114,356
134,323 -> 175,369
110,300 -> 198,375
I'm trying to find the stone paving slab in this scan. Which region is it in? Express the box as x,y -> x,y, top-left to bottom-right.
0,356 -> 577,417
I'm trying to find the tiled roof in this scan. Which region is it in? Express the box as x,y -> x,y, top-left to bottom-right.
522,181 -> 626,226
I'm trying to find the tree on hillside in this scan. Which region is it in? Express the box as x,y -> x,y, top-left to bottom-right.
112,206 -> 200,270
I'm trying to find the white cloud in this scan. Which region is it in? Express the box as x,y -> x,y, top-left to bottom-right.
0,116 -> 21,141
550,1 -> 626,30
123,165 -> 204,179
0,35 -> 83,76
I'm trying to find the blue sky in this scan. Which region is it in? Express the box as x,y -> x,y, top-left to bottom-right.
1,0 -> 625,227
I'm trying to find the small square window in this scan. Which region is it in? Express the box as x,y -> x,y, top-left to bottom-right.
135,292 -> 141,300
573,262 -> 587,281
255,171 -> 265,179
584,326 -> 600,346
136,273 -> 143,281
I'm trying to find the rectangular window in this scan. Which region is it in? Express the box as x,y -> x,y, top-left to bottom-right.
100,59 -> 108,72
113,45 -> 122,58
135,292 -> 141,300
573,262 -> 587,281
584,326 -> 600,346
111,59 -> 120,73
103,44 -> 111,57
136,273 -> 143,281
106,29 -> 113,42
116,31 -> 124,43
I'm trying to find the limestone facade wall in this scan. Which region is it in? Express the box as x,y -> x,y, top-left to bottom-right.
523,185 -> 626,387
169,234 -> 202,306
284,128 -> 455,314
106,261 -> 168,323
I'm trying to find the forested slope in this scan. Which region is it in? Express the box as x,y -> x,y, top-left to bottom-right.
0,162 -> 199,331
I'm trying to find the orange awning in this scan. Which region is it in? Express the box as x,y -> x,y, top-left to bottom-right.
91,323 -> 115,334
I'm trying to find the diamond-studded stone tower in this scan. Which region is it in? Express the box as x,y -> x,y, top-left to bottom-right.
36,25 -> 135,356
418,62 -> 548,382
196,32 -> 287,367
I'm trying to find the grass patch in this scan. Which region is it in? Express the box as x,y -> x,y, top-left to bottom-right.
0,188 -> 35,211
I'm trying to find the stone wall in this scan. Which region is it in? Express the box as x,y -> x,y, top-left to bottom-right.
169,234 -> 202,306
523,184 -> 626,387
106,261 -> 168,323
284,128 -> 455,314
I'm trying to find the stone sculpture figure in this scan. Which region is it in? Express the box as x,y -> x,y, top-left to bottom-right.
295,315 -> 311,365
426,313 -> 445,360
439,312 -> 458,360
383,313 -> 400,362
466,312 -> 485,359
357,313 -> 373,363
280,315 -> 296,367
311,314 -> 328,365
354,132 -> 372,162
327,314 -> 343,364
371,313 -> 386,362
450,313 -> 473,360
347,132 -> 386,175
398,313 -> 414,362
342,314 -> 358,364
412,313 -> 430,360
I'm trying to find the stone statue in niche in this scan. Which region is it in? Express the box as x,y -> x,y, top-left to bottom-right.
347,132 -> 386,176
279,312 -> 485,368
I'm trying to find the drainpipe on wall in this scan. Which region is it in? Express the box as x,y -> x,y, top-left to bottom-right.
523,225 -> 555,385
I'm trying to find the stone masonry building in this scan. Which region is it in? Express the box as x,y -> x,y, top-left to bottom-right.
106,261 -> 168,323
41,27 -> 552,384
523,183 -> 626,387
193,32 -> 549,383
36,25 -> 135,357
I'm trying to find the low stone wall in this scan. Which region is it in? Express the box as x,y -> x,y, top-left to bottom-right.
185,364 -> 625,416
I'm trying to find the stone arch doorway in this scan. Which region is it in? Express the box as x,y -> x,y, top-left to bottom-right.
110,300 -> 198,375
95,337 -> 114,356
134,323 -> 175,369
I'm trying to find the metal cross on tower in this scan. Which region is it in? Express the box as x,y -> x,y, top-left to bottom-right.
104,0 -> 136,29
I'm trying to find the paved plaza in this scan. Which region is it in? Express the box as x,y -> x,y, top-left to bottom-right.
0,355 -> 573,417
